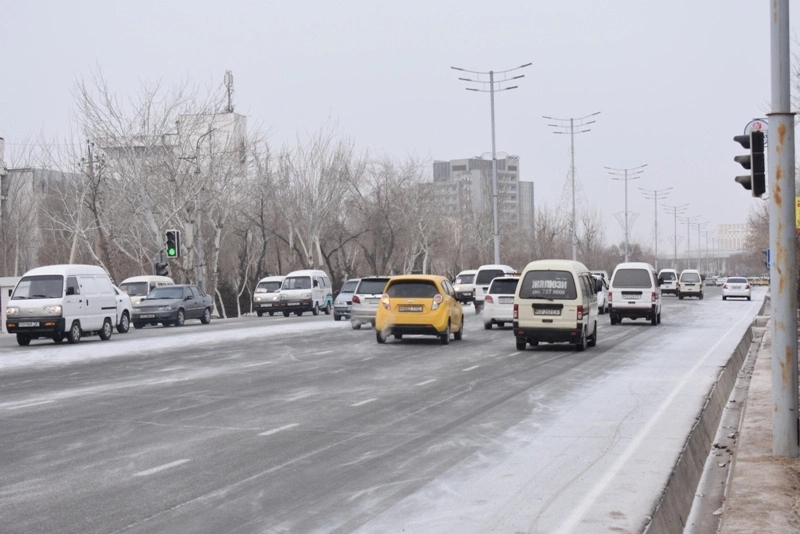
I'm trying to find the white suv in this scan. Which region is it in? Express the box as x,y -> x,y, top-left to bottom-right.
483,276 -> 520,329
608,262 -> 662,326
350,276 -> 392,329
658,268 -> 678,296
473,264 -> 516,314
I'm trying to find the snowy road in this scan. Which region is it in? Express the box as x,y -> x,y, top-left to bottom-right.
0,287 -> 765,533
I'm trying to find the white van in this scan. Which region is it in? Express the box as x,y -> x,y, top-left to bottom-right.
678,269 -> 704,299
274,269 -> 333,317
473,264 -> 516,314
608,262 -> 662,325
119,275 -> 175,306
513,259 -> 599,351
253,275 -> 285,317
657,268 -> 678,296
5,264 -> 118,346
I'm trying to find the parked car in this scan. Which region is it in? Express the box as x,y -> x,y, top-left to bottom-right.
333,278 -> 360,321
678,269 -> 704,299
131,284 -> 213,328
453,269 -> 477,304
657,268 -> 678,296
722,276 -> 751,300
483,275 -> 520,329
350,276 -> 392,329
252,275 -> 285,317
472,264 -> 516,314
118,275 -> 175,306
112,285 -> 132,333
608,262 -> 662,326
375,275 -> 466,345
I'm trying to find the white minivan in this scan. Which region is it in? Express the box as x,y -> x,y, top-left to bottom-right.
274,269 -> 333,317
608,262 -> 662,325
252,275 -> 285,317
6,264 -> 118,346
513,259 -> 599,351
119,275 -> 175,305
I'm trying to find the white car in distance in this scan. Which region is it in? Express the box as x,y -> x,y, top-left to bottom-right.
483,276 -> 520,329
722,277 -> 751,301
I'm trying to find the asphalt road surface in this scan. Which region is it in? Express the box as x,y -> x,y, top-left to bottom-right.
0,286 -> 765,533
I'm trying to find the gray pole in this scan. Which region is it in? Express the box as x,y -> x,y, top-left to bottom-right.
490,71 -> 500,264
607,164 -> 646,262
640,187 -> 672,271
769,0 -> 798,457
570,118 -> 576,261
624,170 -> 629,261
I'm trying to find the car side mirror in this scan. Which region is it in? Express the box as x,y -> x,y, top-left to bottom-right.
184,295 -> 192,301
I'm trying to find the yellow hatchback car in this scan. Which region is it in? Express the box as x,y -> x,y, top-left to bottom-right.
375,275 -> 466,344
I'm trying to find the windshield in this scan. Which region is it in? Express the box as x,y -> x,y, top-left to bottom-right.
612,269 -> 653,289
282,276 -> 311,290
455,274 -> 475,285
147,287 -> 185,300
489,278 -> 519,295
727,277 -> 748,284
11,275 -> 64,299
255,281 -> 282,293
519,271 -> 576,300
386,280 -> 439,298
119,282 -> 149,296
357,279 -> 389,295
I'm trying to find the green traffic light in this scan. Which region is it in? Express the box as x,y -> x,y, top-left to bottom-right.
167,247 -> 176,257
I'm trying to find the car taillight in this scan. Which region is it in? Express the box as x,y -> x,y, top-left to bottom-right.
432,293 -> 443,310
651,291 -> 657,303
352,295 -> 361,304
381,294 -> 390,310
723,284 -> 729,289
577,305 -> 584,320
485,295 -> 494,304
513,303 -> 518,319
607,291 -> 612,302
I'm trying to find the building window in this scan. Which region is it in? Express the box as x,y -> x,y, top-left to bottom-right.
452,165 -> 467,171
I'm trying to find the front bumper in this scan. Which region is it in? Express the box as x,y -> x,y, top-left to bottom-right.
272,300 -> 314,312
132,309 -> 179,323
6,316 -> 66,335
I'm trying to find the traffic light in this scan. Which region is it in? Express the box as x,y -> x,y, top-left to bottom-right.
155,262 -> 169,277
165,229 -> 181,258
733,130 -> 766,197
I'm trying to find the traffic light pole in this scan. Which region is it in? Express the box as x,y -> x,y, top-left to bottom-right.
769,0 -> 798,457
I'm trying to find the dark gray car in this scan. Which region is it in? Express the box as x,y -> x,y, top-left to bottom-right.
131,284 -> 213,328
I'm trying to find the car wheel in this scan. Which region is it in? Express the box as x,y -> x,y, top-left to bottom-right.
52,333 -> 63,344
334,315 -> 342,321
474,303 -> 482,315
747,296 -> 751,301
394,333 -> 403,340
516,337 -> 527,351
67,321 -> 81,344
657,311 -> 662,324
117,312 -> 130,333
440,322 -> 451,345
699,292 -> 704,300
610,314 -> 618,325
376,330 -> 386,344
283,311 -> 290,317
16,334 -> 31,346
588,322 -> 597,347
484,321 -> 492,330
175,309 -> 185,327
133,322 -> 145,329
678,293 -> 684,300
269,311 -> 274,316
722,296 -> 727,300
352,321 -> 361,330
295,311 -> 303,317
598,305 -> 605,315
575,328 -> 587,351
256,311 -> 263,317
651,313 -> 657,326
201,308 -> 211,324
453,316 -> 464,340
324,302 -> 331,315
99,318 -> 113,340
497,321 -> 505,328
312,303 -> 319,316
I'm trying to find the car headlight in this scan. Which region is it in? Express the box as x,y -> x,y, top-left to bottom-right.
155,305 -> 173,311
43,305 -> 62,315
302,292 -> 311,299
6,307 -> 19,315
254,296 -> 262,302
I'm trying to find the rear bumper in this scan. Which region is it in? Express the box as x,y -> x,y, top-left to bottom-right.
609,304 -> 657,319
383,324 -> 443,337
513,324 -> 582,343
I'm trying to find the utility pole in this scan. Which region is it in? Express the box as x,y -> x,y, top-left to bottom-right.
606,164 -> 647,262
678,215 -> 700,270
639,187 -> 672,271
544,112 -> 601,261
663,203 -> 688,267
695,222 -> 708,272
769,0 -> 798,457
452,62 -> 531,265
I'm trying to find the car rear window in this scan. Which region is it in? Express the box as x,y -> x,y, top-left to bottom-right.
680,272 -> 701,283
476,269 -> 506,285
120,281 -> 149,296
659,272 -> 676,281
340,280 -> 359,293
489,278 -> 519,295
612,269 -> 653,289
519,271 -> 577,300
357,279 -> 390,295
727,277 -> 748,284
386,280 -> 439,298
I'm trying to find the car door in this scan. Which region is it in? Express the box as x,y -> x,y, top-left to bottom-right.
442,280 -> 462,328
186,286 -> 201,319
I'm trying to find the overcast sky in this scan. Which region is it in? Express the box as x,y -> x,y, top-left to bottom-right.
1,1 -> 787,254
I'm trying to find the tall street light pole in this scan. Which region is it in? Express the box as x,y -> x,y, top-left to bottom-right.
543,112 -> 600,261
452,62 -> 531,265
663,203 -> 689,267
639,186 -> 672,271
678,215 -> 700,270
606,164 -> 647,262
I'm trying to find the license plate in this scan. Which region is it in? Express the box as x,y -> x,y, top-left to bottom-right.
622,293 -> 640,299
139,314 -> 155,319
398,305 -> 423,312
367,298 -> 380,304
18,321 -> 39,327
289,302 -> 300,306
499,297 -> 514,304
534,308 -> 560,316
259,303 -> 272,307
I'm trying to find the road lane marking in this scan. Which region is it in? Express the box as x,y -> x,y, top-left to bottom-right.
133,459 -> 191,477
462,365 -> 480,372
314,350 -> 334,355
6,400 -> 55,410
259,423 -> 299,436
350,398 -> 377,407
415,379 -> 436,386
243,361 -> 275,367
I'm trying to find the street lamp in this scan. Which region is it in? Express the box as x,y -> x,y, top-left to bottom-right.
452,62 -> 531,264
639,186 -> 672,271
606,164 -> 647,262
